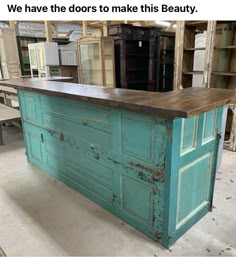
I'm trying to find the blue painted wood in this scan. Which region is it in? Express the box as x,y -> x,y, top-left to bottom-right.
18,90 -> 223,248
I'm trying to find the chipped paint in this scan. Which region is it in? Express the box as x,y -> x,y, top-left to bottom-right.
130,162 -> 164,178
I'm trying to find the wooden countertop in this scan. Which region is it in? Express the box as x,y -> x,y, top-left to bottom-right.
0,103 -> 20,123
0,85 -> 17,95
1,79 -> 236,118
20,76 -> 74,81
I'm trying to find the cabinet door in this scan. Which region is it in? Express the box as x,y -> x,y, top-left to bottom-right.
29,47 -> 38,69
23,123 -> 45,168
1,30 -> 20,65
79,42 -> 103,85
0,29 -> 21,79
37,46 -> 45,72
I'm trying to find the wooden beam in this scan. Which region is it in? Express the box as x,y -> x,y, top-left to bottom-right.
102,21 -> 111,36
44,21 -> 52,42
174,21 -> 185,90
83,21 -> 88,36
9,21 -> 16,29
203,21 -> 216,88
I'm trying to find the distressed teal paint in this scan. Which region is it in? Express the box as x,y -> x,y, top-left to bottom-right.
18,90 -> 224,248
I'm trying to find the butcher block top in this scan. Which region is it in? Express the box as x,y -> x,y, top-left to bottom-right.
1,78 -> 236,118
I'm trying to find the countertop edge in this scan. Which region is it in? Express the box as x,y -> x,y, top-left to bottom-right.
1,81 -> 236,119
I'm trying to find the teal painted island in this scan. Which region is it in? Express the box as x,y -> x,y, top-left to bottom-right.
2,78 -> 236,248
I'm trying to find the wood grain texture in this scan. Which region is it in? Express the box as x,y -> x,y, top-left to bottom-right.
0,77 -> 73,96
1,78 -> 236,118
0,103 -> 20,123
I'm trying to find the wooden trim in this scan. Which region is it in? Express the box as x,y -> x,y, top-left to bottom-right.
174,21 -> 185,90
82,21 -> 88,37
44,21 -> 52,42
203,21 -> 216,88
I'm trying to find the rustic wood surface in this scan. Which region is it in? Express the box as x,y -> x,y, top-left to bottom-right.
1,79 -> 236,118
0,77 -> 73,99
0,103 -> 20,123
39,76 -> 74,82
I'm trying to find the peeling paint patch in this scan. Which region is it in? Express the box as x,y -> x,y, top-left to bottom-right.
130,162 -> 164,177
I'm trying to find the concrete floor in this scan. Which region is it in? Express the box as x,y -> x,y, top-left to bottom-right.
0,126 -> 236,256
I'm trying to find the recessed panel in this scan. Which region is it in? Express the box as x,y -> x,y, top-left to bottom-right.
176,153 -> 212,228
28,134 -> 43,162
121,113 -> 153,162
23,93 -> 38,123
181,116 -> 198,155
121,175 -> 153,225
202,109 -> 217,144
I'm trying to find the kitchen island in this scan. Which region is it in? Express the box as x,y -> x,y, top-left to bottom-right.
1,79 -> 236,248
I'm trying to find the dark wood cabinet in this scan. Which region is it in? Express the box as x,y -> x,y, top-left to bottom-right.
108,24 -> 150,91
158,31 -> 175,92
108,24 -> 175,92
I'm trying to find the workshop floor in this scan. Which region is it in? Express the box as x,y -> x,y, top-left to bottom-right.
0,126 -> 235,256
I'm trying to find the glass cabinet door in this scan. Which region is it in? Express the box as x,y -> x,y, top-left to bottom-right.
103,40 -> 114,87
79,42 -> 103,85
29,47 -> 37,68
37,47 -> 45,72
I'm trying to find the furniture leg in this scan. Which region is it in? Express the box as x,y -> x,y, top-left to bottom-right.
0,124 -> 3,145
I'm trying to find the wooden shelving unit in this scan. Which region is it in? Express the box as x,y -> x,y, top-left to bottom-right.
174,21 -> 236,152
174,21 -> 216,89
210,22 -> 236,89
108,24 -> 175,92
210,22 -> 236,152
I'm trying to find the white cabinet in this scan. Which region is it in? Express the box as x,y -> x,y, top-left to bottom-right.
28,42 -> 59,77
58,42 -> 78,66
0,29 -> 21,79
